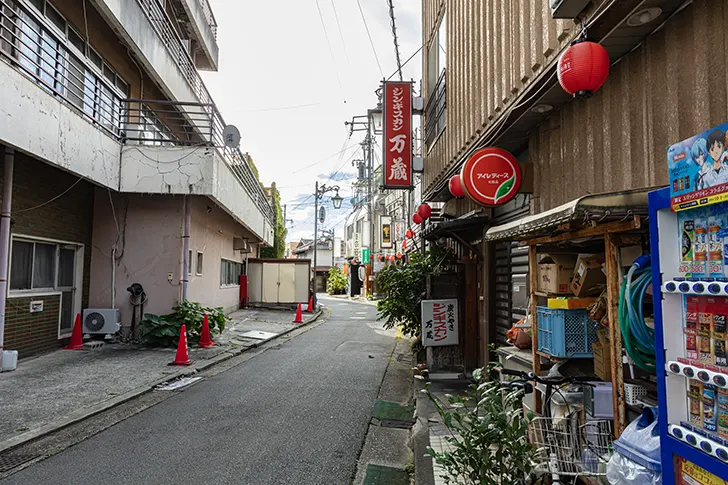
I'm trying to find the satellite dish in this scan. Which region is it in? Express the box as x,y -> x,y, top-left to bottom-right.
222,125 -> 241,148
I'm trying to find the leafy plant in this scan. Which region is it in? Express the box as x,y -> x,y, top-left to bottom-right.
327,266 -> 347,294
376,248 -> 454,337
425,366 -> 536,485
260,181 -> 287,258
140,300 -> 228,347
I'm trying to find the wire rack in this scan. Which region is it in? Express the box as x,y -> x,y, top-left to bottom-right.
528,417 -> 614,477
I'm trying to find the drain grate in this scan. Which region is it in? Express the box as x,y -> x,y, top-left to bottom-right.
0,454 -> 40,473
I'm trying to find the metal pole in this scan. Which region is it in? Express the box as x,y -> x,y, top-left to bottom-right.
0,147 -> 13,360
313,181 -> 318,300
182,195 -> 191,301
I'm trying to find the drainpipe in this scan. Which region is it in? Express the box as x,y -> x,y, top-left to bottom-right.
182,195 -> 191,301
0,148 -> 14,360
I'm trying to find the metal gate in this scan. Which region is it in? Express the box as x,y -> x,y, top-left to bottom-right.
490,194 -> 531,346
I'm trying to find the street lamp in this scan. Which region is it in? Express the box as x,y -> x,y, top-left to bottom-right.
312,182 -> 342,303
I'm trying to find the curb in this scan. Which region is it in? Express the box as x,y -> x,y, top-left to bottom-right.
413,379 -> 436,485
0,307 -> 327,455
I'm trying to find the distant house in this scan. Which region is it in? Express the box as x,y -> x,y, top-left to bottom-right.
292,238 -> 333,293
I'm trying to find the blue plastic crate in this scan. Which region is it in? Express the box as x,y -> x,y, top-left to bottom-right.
537,306 -> 600,358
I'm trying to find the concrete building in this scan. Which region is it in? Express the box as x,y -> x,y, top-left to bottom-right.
292,238 -> 333,293
0,0 -> 274,357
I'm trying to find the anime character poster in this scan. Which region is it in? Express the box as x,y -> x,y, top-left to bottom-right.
669,122 -> 728,211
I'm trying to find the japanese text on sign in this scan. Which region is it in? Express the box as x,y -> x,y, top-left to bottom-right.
421,299 -> 459,347
383,82 -> 412,189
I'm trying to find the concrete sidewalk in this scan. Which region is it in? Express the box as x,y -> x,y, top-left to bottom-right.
0,306 -> 323,453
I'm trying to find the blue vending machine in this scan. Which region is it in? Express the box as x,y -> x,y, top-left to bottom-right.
651,122 -> 728,483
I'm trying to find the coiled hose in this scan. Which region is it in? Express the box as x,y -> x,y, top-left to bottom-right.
619,255 -> 656,373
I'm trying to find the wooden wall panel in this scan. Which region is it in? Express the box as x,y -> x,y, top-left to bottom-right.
531,1 -> 728,212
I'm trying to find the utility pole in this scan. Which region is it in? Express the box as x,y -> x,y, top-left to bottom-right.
312,183 -> 343,301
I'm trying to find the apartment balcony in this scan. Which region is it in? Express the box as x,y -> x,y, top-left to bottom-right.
0,3 -> 274,245
166,0 -> 219,71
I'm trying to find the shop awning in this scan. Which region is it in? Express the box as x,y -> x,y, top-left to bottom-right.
423,215 -> 489,243
484,186 -> 661,242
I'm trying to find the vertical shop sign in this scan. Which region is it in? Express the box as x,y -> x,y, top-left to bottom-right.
421,299 -> 459,346
383,82 -> 412,189
380,216 -> 393,249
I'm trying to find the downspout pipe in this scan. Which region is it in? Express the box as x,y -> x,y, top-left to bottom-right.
0,148 -> 14,362
182,195 -> 191,301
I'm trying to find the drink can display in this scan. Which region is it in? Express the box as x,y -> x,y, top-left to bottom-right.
704,384 -> 718,432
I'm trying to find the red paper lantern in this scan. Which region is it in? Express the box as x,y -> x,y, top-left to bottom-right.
557,40 -> 609,99
418,203 -> 432,220
405,229 -> 414,239
412,213 -> 423,225
396,252 -> 403,259
448,175 -> 465,199
403,240 -> 408,250
378,255 -> 384,262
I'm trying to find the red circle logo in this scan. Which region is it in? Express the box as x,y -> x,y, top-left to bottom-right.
461,147 -> 522,206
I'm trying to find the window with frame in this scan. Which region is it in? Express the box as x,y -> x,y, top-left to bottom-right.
220,259 -> 242,286
188,250 -> 192,276
196,252 -> 203,275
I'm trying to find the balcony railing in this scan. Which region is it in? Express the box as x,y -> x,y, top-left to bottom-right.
137,0 -> 212,104
197,0 -> 217,39
121,100 -> 275,224
0,0 -> 123,137
424,69 -> 447,152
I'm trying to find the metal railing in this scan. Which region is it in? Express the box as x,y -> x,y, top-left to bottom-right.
424,69 -> 447,151
0,0 -> 123,137
197,0 -> 217,39
137,0 -> 212,105
121,100 -> 275,223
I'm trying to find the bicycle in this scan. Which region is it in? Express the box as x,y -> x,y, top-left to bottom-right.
499,368 -> 614,484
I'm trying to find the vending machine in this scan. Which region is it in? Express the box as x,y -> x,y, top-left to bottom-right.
651,122 -> 728,482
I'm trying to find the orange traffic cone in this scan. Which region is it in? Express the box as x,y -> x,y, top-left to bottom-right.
169,324 -> 193,366
63,313 -> 84,350
293,303 -> 304,324
305,296 -> 315,313
198,314 -> 216,348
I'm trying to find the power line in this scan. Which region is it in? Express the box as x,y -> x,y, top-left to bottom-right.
291,142 -> 359,174
355,0 -> 384,78
386,0 -> 403,81
314,0 -> 345,100
232,103 -> 322,113
386,45 -> 422,82
329,0 -> 350,64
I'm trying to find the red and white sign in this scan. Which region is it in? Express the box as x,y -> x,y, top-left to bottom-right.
461,147 -> 522,206
421,299 -> 459,347
383,81 -> 412,189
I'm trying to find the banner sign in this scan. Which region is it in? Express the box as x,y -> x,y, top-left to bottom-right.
318,206 -> 326,223
394,219 -> 406,241
353,233 -> 361,261
669,122 -> 728,211
380,216 -> 393,249
383,81 -> 412,189
421,299 -> 459,347
461,147 -> 522,206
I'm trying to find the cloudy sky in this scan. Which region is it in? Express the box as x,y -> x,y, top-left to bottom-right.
201,0 -> 422,242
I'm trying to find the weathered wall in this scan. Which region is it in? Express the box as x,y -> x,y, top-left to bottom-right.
89,190 -> 183,324
530,0 -> 722,211
421,0 -> 580,195
187,197 -> 250,313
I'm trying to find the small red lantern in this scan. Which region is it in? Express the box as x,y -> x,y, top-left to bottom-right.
413,213 -> 423,225
396,252 -> 403,259
557,40 -> 609,99
378,255 -> 384,262
405,229 -> 414,239
403,239 -> 408,250
448,175 -> 465,199
418,203 -> 432,220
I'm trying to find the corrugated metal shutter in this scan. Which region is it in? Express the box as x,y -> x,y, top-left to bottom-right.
491,195 -> 531,346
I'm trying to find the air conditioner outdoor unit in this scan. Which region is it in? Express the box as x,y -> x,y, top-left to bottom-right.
82,309 -> 121,335
550,0 -> 590,19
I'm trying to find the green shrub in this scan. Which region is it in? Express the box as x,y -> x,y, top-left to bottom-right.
327,266 -> 347,294
376,248 -> 454,337
140,300 -> 228,347
425,366 -> 535,485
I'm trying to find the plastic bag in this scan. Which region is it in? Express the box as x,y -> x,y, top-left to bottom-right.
606,407 -> 662,485
606,452 -> 662,485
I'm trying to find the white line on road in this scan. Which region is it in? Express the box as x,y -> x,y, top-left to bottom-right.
349,317 -> 366,320
356,312 -> 367,315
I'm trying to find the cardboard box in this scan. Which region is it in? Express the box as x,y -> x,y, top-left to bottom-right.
570,254 -> 606,297
547,297 -> 597,309
537,254 -> 577,294
593,342 -> 612,381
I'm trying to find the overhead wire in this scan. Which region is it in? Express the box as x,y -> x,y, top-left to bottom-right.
386,0 -> 403,81
355,0 -> 384,78
314,0 -> 346,101
329,0 -> 350,64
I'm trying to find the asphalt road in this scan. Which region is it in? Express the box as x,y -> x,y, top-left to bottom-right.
2,296 -> 395,485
